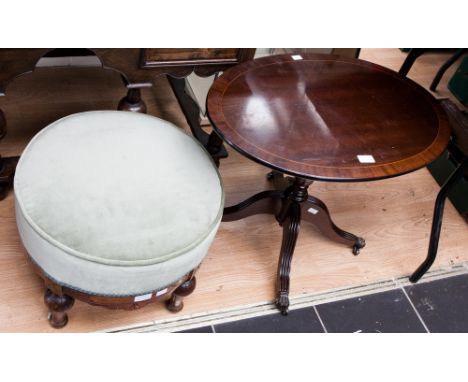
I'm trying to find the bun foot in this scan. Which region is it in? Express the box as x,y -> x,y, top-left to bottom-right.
48,311 -> 69,328
165,277 -> 196,313
44,289 -> 74,328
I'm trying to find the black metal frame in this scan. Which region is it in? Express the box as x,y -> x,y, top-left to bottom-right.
410,156 -> 468,282
399,52 -> 468,282
399,48 -> 468,91
430,49 -> 468,92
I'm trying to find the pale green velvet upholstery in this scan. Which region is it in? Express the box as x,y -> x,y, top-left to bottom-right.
14,111 -> 224,296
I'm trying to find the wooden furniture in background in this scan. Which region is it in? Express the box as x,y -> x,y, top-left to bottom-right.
207,53 -> 451,314
0,48 -> 256,198
35,259 -> 196,328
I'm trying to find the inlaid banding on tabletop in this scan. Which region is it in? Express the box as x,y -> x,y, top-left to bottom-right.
207,53 -> 450,182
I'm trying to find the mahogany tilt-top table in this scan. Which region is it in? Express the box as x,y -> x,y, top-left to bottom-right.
207,54 -> 451,314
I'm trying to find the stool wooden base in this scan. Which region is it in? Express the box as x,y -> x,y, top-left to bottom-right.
29,255 -> 197,328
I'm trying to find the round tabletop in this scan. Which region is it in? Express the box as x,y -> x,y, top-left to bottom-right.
207,54 -> 451,181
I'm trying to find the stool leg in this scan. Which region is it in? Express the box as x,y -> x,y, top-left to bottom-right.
44,289 -> 75,328
165,277 -> 197,313
399,48 -> 428,76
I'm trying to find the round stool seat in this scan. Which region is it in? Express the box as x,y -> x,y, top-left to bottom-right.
14,111 -> 224,296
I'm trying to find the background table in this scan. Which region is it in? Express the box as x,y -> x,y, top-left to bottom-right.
0,48 -> 255,198
207,53 -> 451,314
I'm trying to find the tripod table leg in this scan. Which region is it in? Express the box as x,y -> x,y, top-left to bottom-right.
302,195 -> 365,255
276,203 -> 301,315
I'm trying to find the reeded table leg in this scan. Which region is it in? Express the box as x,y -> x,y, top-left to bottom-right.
274,178 -> 309,314
302,196 -> 365,255
223,175 -> 365,314
269,172 -> 365,254
276,203 -> 301,315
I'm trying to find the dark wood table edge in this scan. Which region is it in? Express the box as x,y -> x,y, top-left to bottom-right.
206,53 -> 452,182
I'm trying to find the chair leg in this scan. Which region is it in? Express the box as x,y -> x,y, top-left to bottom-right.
399,48 -> 429,76
410,157 -> 468,282
166,76 -> 228,165
430,49 -> 468,91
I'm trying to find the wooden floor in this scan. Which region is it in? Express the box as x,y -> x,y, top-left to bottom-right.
0,48 -> 466,332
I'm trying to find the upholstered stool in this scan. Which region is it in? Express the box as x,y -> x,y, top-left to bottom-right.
14,111 -> 224,328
